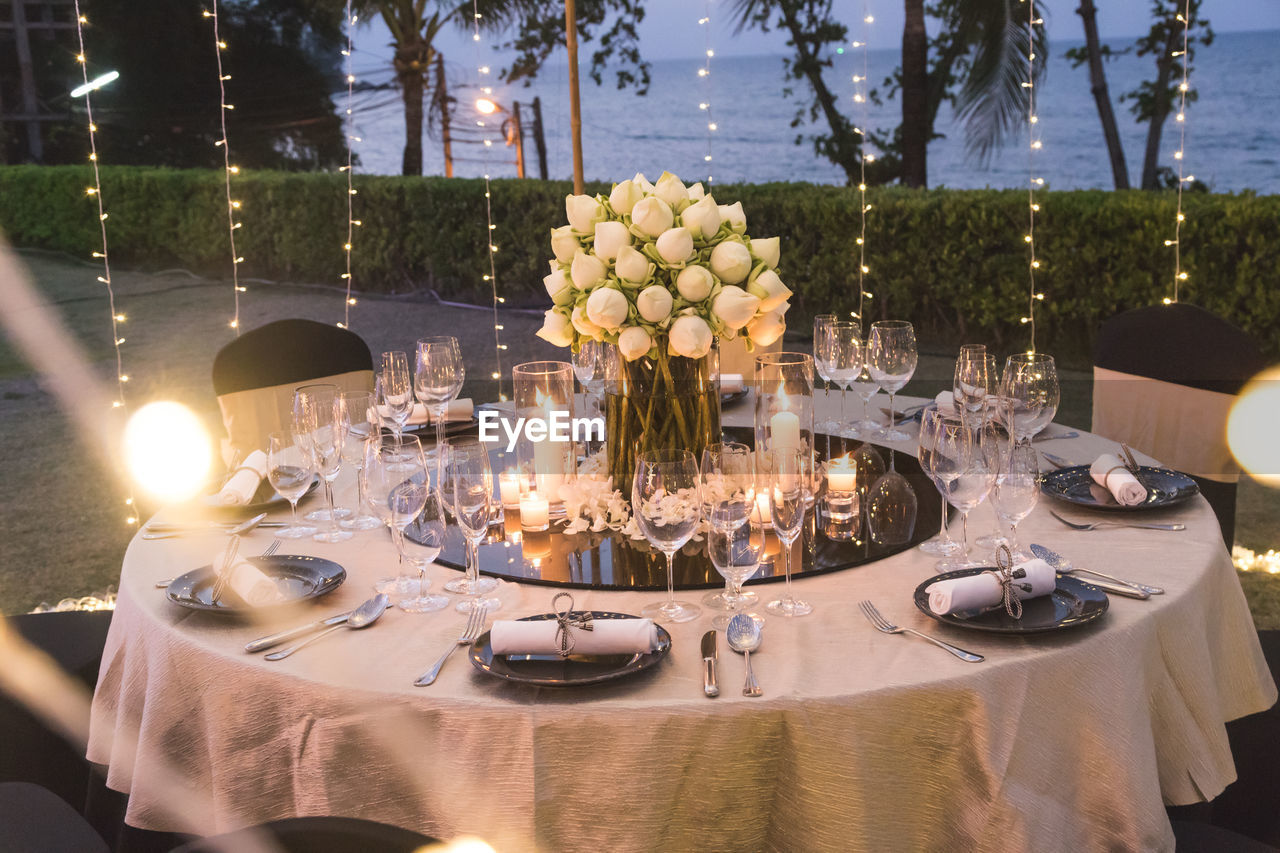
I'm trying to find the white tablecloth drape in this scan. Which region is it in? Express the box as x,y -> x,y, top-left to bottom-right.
88,398 -> 1276,851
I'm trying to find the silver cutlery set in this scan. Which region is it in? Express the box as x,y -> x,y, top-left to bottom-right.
702,614 -> 765,698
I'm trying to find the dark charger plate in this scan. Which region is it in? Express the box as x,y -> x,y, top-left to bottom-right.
166,554 -> 346,613
913,568 -> 1109,634
1041,465 -> 1198,511
469,611 -> 672,686
202,476 -> 320,516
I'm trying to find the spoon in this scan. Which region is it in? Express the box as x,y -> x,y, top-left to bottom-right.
1030,544 -> 1163,597
726,612 -> 763,697
142,512 -> 269,541
264,594 -> 390,660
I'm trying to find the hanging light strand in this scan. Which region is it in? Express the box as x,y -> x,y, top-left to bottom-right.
1020,0 -> 1044,352
205,2 -> 243,334
1166,0 -> 1193,306
472,0 -> 507,400
339,2 -> 360,328
73,2 -> 137,526
851,6 -> 873,330
697,3 -> 715,184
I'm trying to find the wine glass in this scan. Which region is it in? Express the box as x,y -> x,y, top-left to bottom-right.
954,352 -> 997,426
868,320 -> 918,441
1000,353 -> 1060,442
377,351 -> 414,441
442,437 -> 500,612
916,407 -> 962,556
364,433 -> 427,596
293,383 -> 346,524
699,442 -> 756,611
707,503 -> 765,630
812,314 -> 836,433
633,449 -> 701,624
395,487 -> 450,613
827,320 -> 863,436
849,340 -> 881,439
295,386 -> 353,544
936,416 -> 999,570
765,447 -> 811,617
336,391 -> 383,531
415,336 -> 464,471
991,441 -> 1040,561
267,430 -> 317,539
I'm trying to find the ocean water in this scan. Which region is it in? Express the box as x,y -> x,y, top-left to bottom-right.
349,30 -> 1279,193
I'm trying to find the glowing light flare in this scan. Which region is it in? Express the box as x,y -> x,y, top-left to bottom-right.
69,70 -> 119,98
1228,367 -> 1280,488
124,402 -> 214,502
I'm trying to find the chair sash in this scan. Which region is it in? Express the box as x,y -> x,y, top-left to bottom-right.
1091,366 -> 1239,484
217,369 -> 373,466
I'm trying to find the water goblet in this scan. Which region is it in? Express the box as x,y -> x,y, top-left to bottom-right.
954,352 -> 997,426
296,386 -> 353,543
443,437 -> 500,612
868,320 -> 918,441
395,487 -> 450,613
700,442 -> 757,611
812,314 -> 837,432
936,416 -> 999,570
850,341 -> 881,438
765,447 -> 812,617
267,430 -> 317,539
707,503 -> 765,630
916,407 -> 962,556
634,449 -> 701,624
991,441 -> 1040,561
337,391 -> 383,531
415,336 -> 465,472
364,433 -> 427,596
1000,352 -> 1060,442
828,320 -> 863,436
293,383 -> 347,524
377,351 -> 414,441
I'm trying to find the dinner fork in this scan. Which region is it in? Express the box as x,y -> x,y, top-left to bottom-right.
415,606 -> 487,686
858,601 -> 984,662
155,539 -> 281,589
1049,510 -> 1185,532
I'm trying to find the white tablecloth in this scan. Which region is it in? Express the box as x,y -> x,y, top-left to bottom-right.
88,397 -> 1276,851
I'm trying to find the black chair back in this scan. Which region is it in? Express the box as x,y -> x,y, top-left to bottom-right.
211,319 -> 372,397
171,816 -> 439,853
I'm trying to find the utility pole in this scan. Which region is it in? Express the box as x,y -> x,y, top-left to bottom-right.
436,53 -> 453,178
565,0 -> 584,193
510,101 -> 526,179
531,96 -> 549,180
10,0 -> 44,161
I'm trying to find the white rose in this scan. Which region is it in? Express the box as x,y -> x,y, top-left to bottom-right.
711,285 -> 761,331
617,326 -> 653,361
636,285 -> 674,323
751,236 -> 780,269
718,201 -> 746,231
550,225 -> 580,264
681,195 -> 721,240
747,308 -> 786,347
614,245 -> 653,283
747,268 -> 793,312
687,182 -> 706,200
572,304 -> 601,339
632,172 -> 655,193
654,171 -> 689,208
543,269 -> 575,306
565,194 -> 605,234
594,221 -> 631,261
668,315 -> 714,359
609,180 -> 644,216
676,265 -> 714,302
536,309 -> 574,347
655,227 -> 695,265
570,250 -> 607,290
631,196 -> 674,238
709,241 -> 753,285
585,287 -> 630,331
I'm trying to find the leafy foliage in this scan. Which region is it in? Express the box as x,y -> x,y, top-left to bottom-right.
2,165 -> 1277,364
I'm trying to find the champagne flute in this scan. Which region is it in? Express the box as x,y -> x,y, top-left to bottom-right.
415,336 -> 465,472
991,441 -> 1040,561
634,449 -> 701,624
699,442 -> 756,611
868,320 -> 918,441
293,382 -> 346,523
954,352 -> 997,426
377,351 -> 414,441
707,503 -> 765,630
336,391 -> 383,531
827,320 -> 863,436
395,488 -> 450,612
916,407 -> 962,556
812,314 -> 837,433
442,437 -> 500,612
765,447 -> 812,617
267,431 -> 317,539
850,340 -> 881,439
296,386 -> 353,543
1000,352 -> 1060,442
364,433 -> 427,596
937,417 -> 999,570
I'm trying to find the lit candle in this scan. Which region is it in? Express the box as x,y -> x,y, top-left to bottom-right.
827,454 -> 856,493
770,405 -> 801,450
532,393 -> 567,500
498,468 -> 522,509
519,491 -> 550,531
753,490 -> 772,527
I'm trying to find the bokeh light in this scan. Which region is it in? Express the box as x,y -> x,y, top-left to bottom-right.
1227,366 -> 1280,488
124,401 -> 213,502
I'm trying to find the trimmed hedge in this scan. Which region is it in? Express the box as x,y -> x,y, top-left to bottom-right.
2,165 -> 1277,362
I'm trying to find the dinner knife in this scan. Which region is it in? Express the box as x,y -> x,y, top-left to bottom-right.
701,630 -> 719,698
245,611 -> 354,652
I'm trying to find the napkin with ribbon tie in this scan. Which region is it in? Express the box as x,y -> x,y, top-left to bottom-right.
1089,454 -> 1147,506
219,557 -> 284,607
217,450 -> 268,506
927,558 -> 1057,616
379,398 -> 474,426
491,618 -> 660,656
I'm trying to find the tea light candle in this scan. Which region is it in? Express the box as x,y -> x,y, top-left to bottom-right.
499,469 -> 522,509
770,410 -> 801,450
827,454 -> 856,492
519,491 -> 550,531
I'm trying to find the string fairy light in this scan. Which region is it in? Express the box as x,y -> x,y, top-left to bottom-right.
697,2 -> 715,184
72,1 -> 137,526
471,0 -> 507,400
203,1 -> 244,334
1018,0 -> 1045,352
1164,0 -> 1194,306
850,5 -> 874,329
338,1 -> 361,329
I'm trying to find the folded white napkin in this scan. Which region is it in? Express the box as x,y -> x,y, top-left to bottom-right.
217,450 -> 268,506
934,391 -> 959,418
927,558 -> 1057,615
1089,454 -> 1147,506
720,374 -> 745,394
490,618 -> 660,656
222,557 -> 284,607
379,398 -> 474,426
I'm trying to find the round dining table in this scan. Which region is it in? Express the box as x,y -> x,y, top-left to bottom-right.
88,395 -> 1277,852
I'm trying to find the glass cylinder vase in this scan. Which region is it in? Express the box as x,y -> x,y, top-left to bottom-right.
754,352 -> 815,459
512,361 -> 577,505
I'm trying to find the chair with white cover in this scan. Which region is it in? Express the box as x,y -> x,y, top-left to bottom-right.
211,319 -> 374,466
1091,303 -> 1266,546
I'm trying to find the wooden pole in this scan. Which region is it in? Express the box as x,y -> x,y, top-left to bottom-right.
511,102 -> 526,179
565,0 -> 584,193
11,0 -> 43,162
436,54 -> 453,178
531,96 -> 549,180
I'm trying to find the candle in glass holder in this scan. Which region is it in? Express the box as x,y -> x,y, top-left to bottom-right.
770,408 -> 801,450
826,454 -> 856,492
752,490 -> 773,526
519,491 -> 550,532
499,468 -> 522,509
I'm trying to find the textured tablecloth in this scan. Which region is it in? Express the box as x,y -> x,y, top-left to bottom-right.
88,397 -> 1277,851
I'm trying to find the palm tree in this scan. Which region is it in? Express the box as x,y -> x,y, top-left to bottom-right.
366,2 -> 448,176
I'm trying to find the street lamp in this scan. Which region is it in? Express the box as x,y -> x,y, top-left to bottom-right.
70,70 -> 119,99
